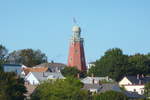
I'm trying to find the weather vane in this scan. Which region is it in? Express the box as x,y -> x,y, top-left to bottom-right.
73,17 -> 77,25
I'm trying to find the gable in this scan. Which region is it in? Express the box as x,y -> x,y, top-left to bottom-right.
25,72 -> 39,85
119,77 -> 132,86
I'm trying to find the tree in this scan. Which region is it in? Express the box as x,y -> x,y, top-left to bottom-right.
0,71 -> 27,100
145,82 -> 150,98
93,91 -> 128,100
88,48 -> 129,81
31,77 -> 90,100
61,67 -> 80,77
88,48 -> 150,81
0,45 -> 8,71
128,54 -> 150,75
7,49 -> 47,67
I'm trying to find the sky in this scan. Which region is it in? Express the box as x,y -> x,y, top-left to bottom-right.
0,0 -> 150,64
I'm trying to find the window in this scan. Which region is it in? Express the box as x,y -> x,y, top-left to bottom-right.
75,49 -> 78,53
70,58 -> 72,62
15,69 -> 17,74
134,89 -> 136,92
141,90 -> 144,94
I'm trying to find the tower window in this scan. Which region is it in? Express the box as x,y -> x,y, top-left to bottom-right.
75,49 -> 78,53
70,58 -> 72,62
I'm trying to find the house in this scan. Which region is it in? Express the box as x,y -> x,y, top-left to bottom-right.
87,62 -> 95,70
33,62 -> 66,72
3,64 -> 24,75
24,72 -> 65,85
82,76 -> 117,93
81,76 -> 113,84
119,75 -> 150,95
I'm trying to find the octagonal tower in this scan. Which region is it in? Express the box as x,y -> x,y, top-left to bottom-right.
68,26 -> 86,71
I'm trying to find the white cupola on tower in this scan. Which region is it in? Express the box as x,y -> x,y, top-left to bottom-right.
72,26 -> 81,41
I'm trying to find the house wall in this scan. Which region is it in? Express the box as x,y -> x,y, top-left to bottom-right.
119,77 -> 132,86
87,63 -> 95,70
89,89 -> 98,93
124,85 -> 144,95
25,73 -> 39,85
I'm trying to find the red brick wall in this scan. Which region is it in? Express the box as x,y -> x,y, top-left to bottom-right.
68,41 -> 86,71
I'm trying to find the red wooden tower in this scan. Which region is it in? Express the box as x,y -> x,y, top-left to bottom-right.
68,26 -> 86,71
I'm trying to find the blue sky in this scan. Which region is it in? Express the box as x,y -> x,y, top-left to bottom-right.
0,0 -> 150,64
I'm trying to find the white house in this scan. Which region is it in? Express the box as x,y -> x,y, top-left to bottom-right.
25,72 -> 65,85
119,76 -> 150,95
87,62 -> 95,71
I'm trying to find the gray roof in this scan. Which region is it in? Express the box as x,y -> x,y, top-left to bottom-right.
81,76 -> 112,84
99,84 -> 121,93
31,72 -> 65,81
126,76 -> 150,84
35,63 -> 66,68
124,91 -> 145,99
88,62 -> 95,64
83,83 -> 121,93
83,84 -> 101,90
34,63 -> 66,72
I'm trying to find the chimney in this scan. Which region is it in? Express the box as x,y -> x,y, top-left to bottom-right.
91,73 -> 94,77
139,80 -> 142,84
137,74 -> 139,79
141,74 -> 144,78
92,79 -> 95,84
51,60 -> 54,63
99,80 -> 101,85
43,72 -> 46,77
106,76 -> 109,81
77,73 -> 80,78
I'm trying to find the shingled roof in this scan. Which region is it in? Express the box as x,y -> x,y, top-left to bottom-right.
23,62 -> 66,75
124,91 -> 145,99
34,62 -> 66,68
33,62 -> 66,72
99,84 -> 121,93
83,84 -> 101,90
82,83 -> 121,93
22,67 -> 48,75
31,72 -> 65,81
126,76 -> 150,85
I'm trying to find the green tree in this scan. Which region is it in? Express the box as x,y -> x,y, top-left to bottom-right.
128,54 -> 150,75
31,77 -> 90,100
145,82 -> 150,98
61,67 -> 80,77
88,48 -> 129,81
0,45 -> 8,71
93,91 -> 128,100
88,48 -> 150,81
7,49 -> 47,67
0,71 -> 27,100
